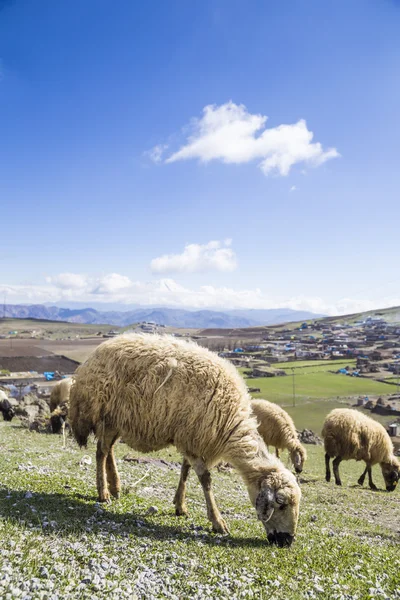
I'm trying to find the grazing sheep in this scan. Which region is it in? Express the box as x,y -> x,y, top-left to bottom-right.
49,378 -> 73,434
251,400 -> 307,473
322,408 -> 400,492
0,390 -> 15,422
70,334 -> 301,546
174,398 -> 306,515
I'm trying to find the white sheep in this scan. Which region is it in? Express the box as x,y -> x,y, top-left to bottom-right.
251,399 -> 307,473
322,408 -> 400,491
69,334 -> 301,546
49,377 -> 73,434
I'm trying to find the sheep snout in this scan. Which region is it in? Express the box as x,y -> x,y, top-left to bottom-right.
267,531 -> 294,547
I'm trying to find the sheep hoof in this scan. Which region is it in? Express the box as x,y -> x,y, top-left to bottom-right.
357,478 -> 364,487
334,481 -> 342,486
369,484 -> 378,491
325,475 -> 331,483
212,520 -> 230,535
110,491 -> 120,499
174,506 -> 188,517
98,494 -> 111,504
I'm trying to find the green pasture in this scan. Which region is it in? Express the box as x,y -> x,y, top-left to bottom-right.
240,359 -> 395,433
274,359 -> 356,371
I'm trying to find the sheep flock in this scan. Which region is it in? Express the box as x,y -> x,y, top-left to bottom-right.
1,332 -> 399,550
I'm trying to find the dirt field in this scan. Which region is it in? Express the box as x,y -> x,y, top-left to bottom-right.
0,355 -> 79,373
0,337 -> 105,372
38,339 -> 105,363
0,339 -> 55,358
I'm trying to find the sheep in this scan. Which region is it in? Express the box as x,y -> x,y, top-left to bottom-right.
322,408 -> 400,492
174,398 -> 306,515
69,334 -> 301,546
49,378 -> 73,434
251,399 -> 307,473
0,390 -> 15,422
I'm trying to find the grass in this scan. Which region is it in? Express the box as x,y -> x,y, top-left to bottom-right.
244,371 -> 394,432
274,360 -> 357,371
0,420 -> 399,599
248,372 -> 393,403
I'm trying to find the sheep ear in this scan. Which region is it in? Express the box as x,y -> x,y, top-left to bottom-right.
256,482 -> 275,522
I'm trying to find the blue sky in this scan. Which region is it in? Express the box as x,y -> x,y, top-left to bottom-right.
1,0 -> 400,315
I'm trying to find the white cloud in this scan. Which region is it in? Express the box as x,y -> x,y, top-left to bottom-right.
145,144 -> 168,164
150,240 -> 237,274
279,295 -> 400,317
290,185 -> 297,192
46,273 -> 89,289
0,277 -> 261,310
1,275 -> 399,317
151,101 -> 339,176
92,273 -> 133,294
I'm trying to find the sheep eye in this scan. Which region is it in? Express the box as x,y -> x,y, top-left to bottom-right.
279,505 -> 287,511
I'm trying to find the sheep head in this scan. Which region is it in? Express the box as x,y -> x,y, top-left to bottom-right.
1,407 -> 15,422
380,458 -> 400,492
50,408 -> 65,434
247,468 -> 301,547
290,444 -> 307,474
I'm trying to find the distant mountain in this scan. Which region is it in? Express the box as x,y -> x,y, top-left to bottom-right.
1,304 -> 323,329
226,308 -> 325,324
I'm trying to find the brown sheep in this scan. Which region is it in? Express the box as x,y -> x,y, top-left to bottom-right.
69,334 -> 301,546
322,408 -> 400,491
251,399 -> 307,473
49,378 -> 73,433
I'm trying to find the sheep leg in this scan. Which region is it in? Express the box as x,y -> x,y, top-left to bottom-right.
106,436 -> 121,499
192,458 -> 229,534
173,457 -> 191,516
325,453 -> 331,482
358,465 -> 368,487
275,448 -> 280,459
332,456 -> 342,486
96,430 -> 120,502
366,465 -> 377,491
96,439 -> 110,503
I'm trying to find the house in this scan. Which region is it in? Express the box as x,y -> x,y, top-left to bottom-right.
244,345 -> 268,351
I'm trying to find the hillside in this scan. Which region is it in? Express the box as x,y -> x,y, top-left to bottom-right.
0,318 -> 113,339
315,305 -> 400,325
0,421 -> 399,599
199,304 -> 400,337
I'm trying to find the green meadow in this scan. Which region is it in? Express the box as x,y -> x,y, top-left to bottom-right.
241,360 -> 394,433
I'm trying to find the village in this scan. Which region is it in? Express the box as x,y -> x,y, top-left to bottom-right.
218,316 -> 400,376
216,316 -> 400,424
